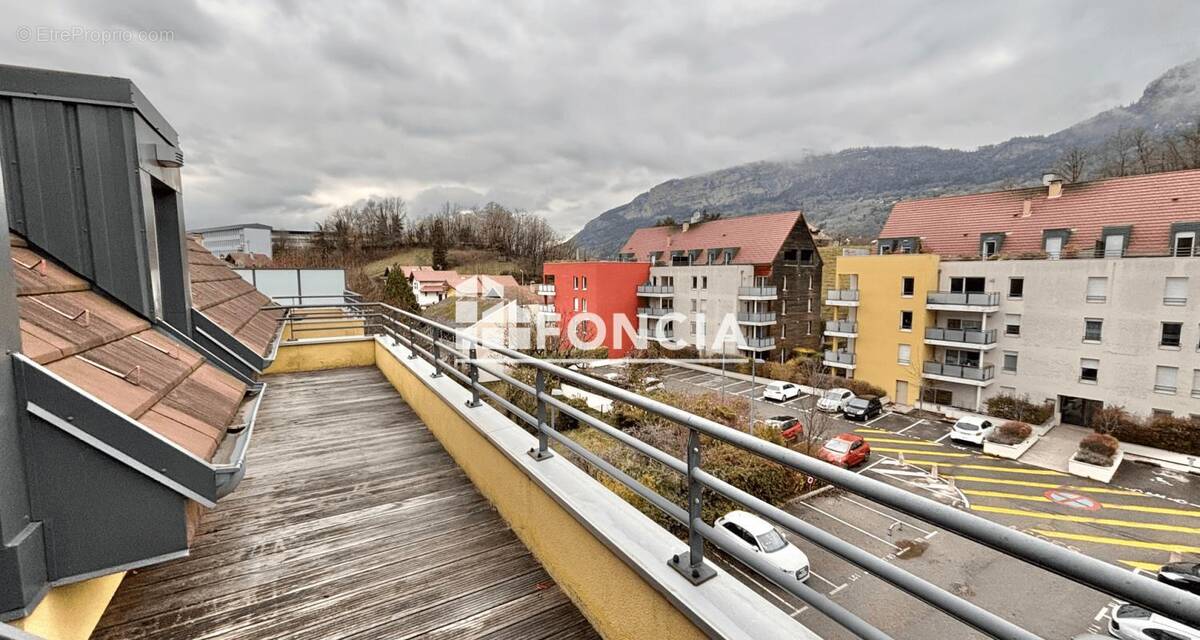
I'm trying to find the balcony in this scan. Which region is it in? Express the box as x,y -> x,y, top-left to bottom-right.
636,284 -> 674,297
740,336 -> 776,351
737,311 -> 777,325
824,319 -> 858,337
924,327 -> 997,350
926,291 -> 1000,312
922,361 -> 995,386
637,306 -> 672,318
825,289 -> 860,306
823,349 -> 857,369
737,286 -> 778,300
536,283 -> 556,297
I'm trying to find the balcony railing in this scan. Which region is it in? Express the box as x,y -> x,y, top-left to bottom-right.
926,291 -> 1000,307
637,284 -> 674,295
536,284 -> 556,296
824,349 -> 856,365
742,337 -> 775,349
637,307 -> 671,317
825,289 -> 860,302
825,320 -> 858,334
736,312 -> 776,323
924,327 -> 997,345
922,361 -> 995,381
737,286 -> 778,298
268,296 -> 1200,638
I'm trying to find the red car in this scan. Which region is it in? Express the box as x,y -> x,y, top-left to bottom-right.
817,433 -> 871,467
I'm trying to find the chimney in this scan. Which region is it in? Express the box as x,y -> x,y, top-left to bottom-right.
1021,200 -> 1032,217
1042,173 -> 1063,199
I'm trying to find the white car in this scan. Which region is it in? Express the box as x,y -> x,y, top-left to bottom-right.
642,376 -> 664,392
816,388 -> 855,412
715,510 -> 810,581
763,381 -> 801,402
1109,603 -> 1200,639
949,416 -> 995,445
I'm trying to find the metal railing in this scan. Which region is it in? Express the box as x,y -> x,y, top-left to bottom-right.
924,327 -> 997,345
824,319 -> 858,334
926,291 -> 1000,307
823,349 -> 856,365
637,284 -> 674,295
741,336 -> 775,349
536,284 -> 556,296
922,361 -> 995,381
737,286 -> 778,297
737,312 -> 777,323
825,289 -> 860,302
272,298 -> 1200,639
637,307 -> 672,317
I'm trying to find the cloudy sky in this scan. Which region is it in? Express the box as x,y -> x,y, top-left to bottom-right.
3,1 -> 1199,235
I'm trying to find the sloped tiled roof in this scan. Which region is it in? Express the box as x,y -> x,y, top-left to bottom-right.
14,236 -> 247,461
187,239 -> 282,356
452,274 -> 521,297
409,269 -> 461,283
619,211 -> 805,265
880,169 -> 1200,257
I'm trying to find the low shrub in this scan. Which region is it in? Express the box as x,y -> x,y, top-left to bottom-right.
984,394 -> 1054,425
809,373 -> 886,399
987,421 -> 1032,445
1090,406 -> 1200,456
1075,433 -> 1119,466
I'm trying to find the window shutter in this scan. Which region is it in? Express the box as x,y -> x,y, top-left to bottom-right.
1156,366 -> 1177,389
1086,277 -> 1106,299
1165,277 -> 1188,303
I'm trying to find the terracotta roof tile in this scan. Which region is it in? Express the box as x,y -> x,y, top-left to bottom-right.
186,238 -> 279,356
619,211 -> 805,265
880,169 -> 1200,257
9,243 -> 89,296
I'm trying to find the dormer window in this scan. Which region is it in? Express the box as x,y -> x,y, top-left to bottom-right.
1098,226 -> 1131,258
1171,222 -> 1200,257
1042,229 -> 1071,260
980,232 -> 1005,259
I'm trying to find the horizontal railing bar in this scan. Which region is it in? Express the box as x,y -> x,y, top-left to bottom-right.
696,520 -> 892,640
695,469 -> 1038,640
536,390 -> 687,475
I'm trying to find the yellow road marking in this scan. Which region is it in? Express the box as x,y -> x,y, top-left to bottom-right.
1029,529 -> 1200,554
945,475 -> 1141,496
854,428 -> 892,434
971,505 -> 1200,535
1119,560 -> 1163,572
964,490 -> 1200,518
861,437 -> 943,446
904,461 -> 1067,476
874,447 -> 972,458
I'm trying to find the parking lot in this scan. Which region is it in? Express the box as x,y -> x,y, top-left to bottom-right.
656,363 -> 1200,638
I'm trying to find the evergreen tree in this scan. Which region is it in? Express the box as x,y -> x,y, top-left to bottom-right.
383,265 -> 419,312
431,218 -> 449,270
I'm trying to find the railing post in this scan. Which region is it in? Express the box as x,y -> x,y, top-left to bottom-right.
528,368 -> 554,460
671,427 -> 716,584
406,323 -> 418,360
466,345 -> 482,408
430,336 -> 443,378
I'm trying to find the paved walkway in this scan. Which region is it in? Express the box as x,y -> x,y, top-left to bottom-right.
1021,423 -> 1092,472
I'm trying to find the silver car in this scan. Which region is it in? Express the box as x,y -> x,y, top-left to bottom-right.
1108,603 -> 1200,640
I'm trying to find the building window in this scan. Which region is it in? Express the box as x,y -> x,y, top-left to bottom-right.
690,299 -> 697,312
900,311 -> 913,331
1164,276 -> 1188,305
800,249 -> 814,264
692,276 -> 698,289
1002,352 -> 1018,373
901,277 -> 915,297
582,276 -> 588,290
1155,366 -> 1178,394
807,274 -> 814,290
1161,322 -> 1183,348
1080,358 -> 1099,383
1004,313 -> 1021,337
922,388 -> 953,405
898,344 -> 911,365
702,276 -> 708,289
573,276 -> 580,290
781,300 -> 787,315
1192,369 -> 1200,398
1086,277 -> 1107,303
1152,408 -> 1173,419
784,248 -> 798,261
582,299 -> 588,312
806,320 -> 812,335
783,276 -> 788,291
1008,277 -> 1024,299
573,297 -> 580,311
1174,230 -> 1197,257
781,324 -> 786,339
1083,318 -> 1103,342
806,297 -> 813,313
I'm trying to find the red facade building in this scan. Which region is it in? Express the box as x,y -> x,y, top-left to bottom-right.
541,261 -> 649,356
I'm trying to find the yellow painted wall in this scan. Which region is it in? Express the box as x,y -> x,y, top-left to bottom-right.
280,317 -> 366,341
836,254 -> 939,405
263,338 -> 376,374
12,572 -> 125,640
373,341 -> 705,640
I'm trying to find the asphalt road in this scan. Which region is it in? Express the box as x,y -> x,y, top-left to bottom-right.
653,363 -> 1200,639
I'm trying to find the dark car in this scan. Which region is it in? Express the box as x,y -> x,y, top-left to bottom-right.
1158,562 -> 1200,595
842,395 -> 883,421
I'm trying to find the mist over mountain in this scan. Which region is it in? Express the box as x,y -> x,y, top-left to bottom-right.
572,58 -> 1200,256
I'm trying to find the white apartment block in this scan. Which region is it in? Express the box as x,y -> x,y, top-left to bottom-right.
191,223 -> 274,258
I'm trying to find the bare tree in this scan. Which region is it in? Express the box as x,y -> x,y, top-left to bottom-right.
1054,147 -> 1090,182
1130,128 -> 1157,174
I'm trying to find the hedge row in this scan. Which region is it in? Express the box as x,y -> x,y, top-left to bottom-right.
1090,406 -> 1200,456
984,394 -> 1055,425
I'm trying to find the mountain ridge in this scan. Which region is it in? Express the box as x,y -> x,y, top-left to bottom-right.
571,58 -> 1200,256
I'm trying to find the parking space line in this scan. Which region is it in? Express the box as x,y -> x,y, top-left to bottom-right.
1029,529 -> 1200,554
840,495 -> 934,535
723,560 -> 802,614
904,461 -> 1068,476
895,419 -> 926,435
934,432 -> 954,443
872,447 -> 973,459
828,583 -> 848,596
808,569 -> 840,590
964,489 -> 1200,517
944,474 -> 1142,496
862,437 -> 944,447
797,502 -> 902,550
864,411 -> 893,426
971,504 -> 1200,535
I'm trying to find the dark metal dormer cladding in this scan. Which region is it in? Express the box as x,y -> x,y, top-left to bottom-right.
877,237 -> 920,254
0,64 -> 190,334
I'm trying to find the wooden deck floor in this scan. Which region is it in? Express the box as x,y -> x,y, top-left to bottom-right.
95,367 -> 598,640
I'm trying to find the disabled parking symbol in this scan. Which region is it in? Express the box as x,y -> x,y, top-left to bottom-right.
1044,489 -> 1101,511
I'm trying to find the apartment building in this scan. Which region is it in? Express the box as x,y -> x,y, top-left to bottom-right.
540,261 -> 650,356
191,223 -> 274,258
619,211 -> 823,361
832,170 -> 1200,423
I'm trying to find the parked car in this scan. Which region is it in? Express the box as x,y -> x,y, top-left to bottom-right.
842,395 -> 884,421
1109,603 -> 1200,639
642,376 -> 664,392
714,510 -> 810,581
763,381 -> 801,402
817,433 -> 871,468
816,388 -> 855,412
949,416 -> 996,445
759,414 -> 799,431
1159,562 -> 1200,595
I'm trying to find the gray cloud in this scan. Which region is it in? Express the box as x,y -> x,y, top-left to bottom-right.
2,0 -> 1198,234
